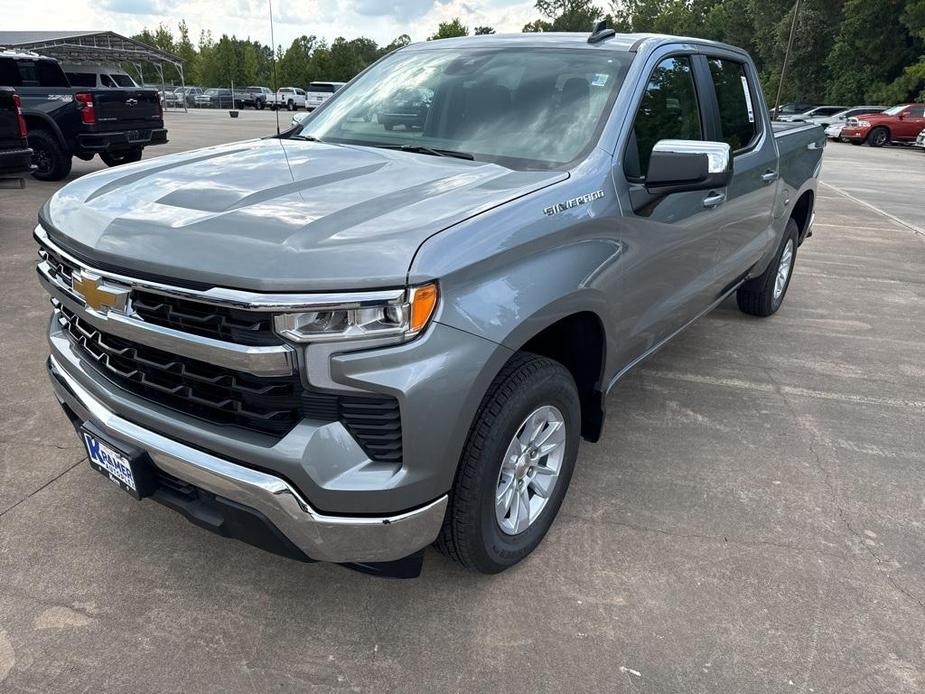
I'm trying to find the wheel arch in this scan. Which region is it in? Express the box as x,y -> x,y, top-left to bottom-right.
513,310 -> 608,443
790,189 -> 814,243
22,112 -> 67,149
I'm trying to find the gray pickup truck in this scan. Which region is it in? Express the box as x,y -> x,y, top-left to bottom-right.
36,29 -> 823,577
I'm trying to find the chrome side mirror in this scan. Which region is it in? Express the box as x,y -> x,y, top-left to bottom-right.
645,140 -> 733,194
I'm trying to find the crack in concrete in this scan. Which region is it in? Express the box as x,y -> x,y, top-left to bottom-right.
0,457 -> 86,519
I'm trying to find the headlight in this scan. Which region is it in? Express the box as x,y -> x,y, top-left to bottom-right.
856,120 -> 870,127
273,283 -> 438,343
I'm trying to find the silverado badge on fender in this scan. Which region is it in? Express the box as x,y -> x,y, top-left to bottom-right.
543,190 -> 605,216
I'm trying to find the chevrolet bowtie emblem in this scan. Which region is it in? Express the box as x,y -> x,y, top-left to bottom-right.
71,272 -> 130,313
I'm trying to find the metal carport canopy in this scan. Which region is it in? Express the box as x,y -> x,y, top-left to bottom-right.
0,30 -> 187,109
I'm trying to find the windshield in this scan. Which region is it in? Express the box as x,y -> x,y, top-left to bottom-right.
298,47 -> 632,169
882,105 -> 905,116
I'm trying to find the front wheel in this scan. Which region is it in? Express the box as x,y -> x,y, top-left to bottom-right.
435,352 -> 580,573
867,127 -> 889,147
99,148 -> 143,167
736,218 -> 799,317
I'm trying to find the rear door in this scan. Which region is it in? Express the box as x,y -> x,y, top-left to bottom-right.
897,105 -> 925,140
614,53 -> 728,365
701,53 -> 780,288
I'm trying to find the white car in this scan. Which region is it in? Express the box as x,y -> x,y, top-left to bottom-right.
778,105 -> 846,123
63,64 -> 138,88
824,123 -> 845,141
915,129 -> 925,151
306,81 -> 346,111
270,87 -> 307,111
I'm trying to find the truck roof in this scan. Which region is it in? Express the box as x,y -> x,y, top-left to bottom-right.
407,32 -> 749,57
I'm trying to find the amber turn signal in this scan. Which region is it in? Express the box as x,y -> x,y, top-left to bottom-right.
410,283 -> 438,333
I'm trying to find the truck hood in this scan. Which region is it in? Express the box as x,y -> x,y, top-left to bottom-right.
42,138 -> 566,291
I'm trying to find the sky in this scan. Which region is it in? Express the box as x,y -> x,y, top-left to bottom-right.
0,0 -> 543,49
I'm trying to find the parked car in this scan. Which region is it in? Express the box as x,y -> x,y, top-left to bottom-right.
777,105 -> 846,122
915,128 -> 925,151
0,86 -> 33,180
163,89 -> 182,108
269,87 -> 307,111
1,49 -> 166,180
770,102 -> 818,120
241,86 -> 272,110
820,106 -> 888,140
62,64 -> 139,89
305,81 -> 345,111
813,105 -> 886,127
196,88 -> 235,109
175,86 -> 203,108
378,87 -> 433,130
840,104 -> 925,146
37,31 -> 823,577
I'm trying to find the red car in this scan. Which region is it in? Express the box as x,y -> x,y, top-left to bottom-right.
841,103 -> 925,147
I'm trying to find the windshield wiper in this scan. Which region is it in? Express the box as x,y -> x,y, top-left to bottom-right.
291,134 -> 323,142
398,145 -> 474,161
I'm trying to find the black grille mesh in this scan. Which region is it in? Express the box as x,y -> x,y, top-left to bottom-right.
58,306 -> 403,461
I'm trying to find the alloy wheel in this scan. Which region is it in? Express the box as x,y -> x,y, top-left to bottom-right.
495,405 -> 567,535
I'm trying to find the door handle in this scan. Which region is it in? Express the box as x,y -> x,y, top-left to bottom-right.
807,141 -> 824,151
702,191 -> 726,208
761,170 -> 778,183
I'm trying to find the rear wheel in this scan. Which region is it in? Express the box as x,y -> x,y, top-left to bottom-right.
99,148 -> 143,167
435,352 -> 580,573
867,127 -> 889,147
29,129 -> 71,181
287,99 -> 294,111
736,218 -> 799,317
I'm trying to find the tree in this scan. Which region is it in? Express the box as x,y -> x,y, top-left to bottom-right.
429,18 -> 469,40
535,0 -> 604,31
474,26 -> 496,35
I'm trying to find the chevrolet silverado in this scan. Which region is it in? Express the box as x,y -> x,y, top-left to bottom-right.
37,29 -> 824,577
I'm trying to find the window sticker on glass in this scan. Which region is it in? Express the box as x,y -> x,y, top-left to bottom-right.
591,73 -> 609,87
740,75 -> 755,123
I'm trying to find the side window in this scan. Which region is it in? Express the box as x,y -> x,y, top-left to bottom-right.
908,106 -> 925,118
625,56 -> 702,180
0,58 -> 22,86
708,58 -> 757,151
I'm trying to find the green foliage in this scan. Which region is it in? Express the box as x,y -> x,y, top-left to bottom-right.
130,4 -> 925,105
429,18 -> 469,41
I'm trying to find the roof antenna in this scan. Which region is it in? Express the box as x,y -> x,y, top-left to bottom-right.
588,20 -> 616,44
269,0 -> 280,135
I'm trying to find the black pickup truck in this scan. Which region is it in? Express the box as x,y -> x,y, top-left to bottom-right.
0,50 -> 167,180
0,86 -> 32,181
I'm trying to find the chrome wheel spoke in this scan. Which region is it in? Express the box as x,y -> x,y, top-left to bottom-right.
494,404 -> 567,535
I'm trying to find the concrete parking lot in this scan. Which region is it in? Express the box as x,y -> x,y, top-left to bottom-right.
1,110 -> 923,692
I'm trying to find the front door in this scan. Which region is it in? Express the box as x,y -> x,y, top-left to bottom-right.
897,105 -> 925,141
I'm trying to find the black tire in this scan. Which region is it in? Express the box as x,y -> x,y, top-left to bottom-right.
867,127 -> 889,147
29,129 -> 71,181
99,148 -> 143,167
287,99 -> 294,111
383,122 -> 394,131
257,100 -> 265,110
736,218 -> 799,317
435,352 -> 581,573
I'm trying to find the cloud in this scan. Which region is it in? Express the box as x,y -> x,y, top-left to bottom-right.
352,0 -> 436,21
100,0 -> 164,14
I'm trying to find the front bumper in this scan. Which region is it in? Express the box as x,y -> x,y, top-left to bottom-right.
840,127 -> 867,141
48,352 -> 448,563
76,128 -> 168,152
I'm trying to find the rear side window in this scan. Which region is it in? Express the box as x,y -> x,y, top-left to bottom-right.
908,106 -> 925,118
625,55 -> 702,179
0,58 -> 21,86
708,58 -> 756,151
67,72 -> 96,87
